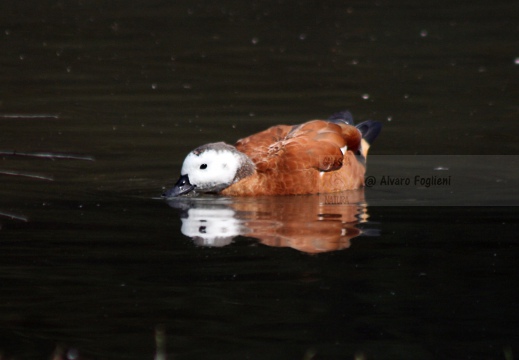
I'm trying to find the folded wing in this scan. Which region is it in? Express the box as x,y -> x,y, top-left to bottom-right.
235,120 -> 362,173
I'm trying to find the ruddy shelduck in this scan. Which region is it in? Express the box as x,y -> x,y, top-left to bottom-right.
164,111 -> 381,197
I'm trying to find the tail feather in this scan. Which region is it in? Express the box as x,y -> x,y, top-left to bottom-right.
356,120 -> 382,145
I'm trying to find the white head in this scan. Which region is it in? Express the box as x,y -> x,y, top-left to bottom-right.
164,142 -> 255,197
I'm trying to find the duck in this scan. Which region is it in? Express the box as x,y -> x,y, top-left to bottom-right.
163,110 -> 381,197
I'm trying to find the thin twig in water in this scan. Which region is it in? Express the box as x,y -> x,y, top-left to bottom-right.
0,150 -> 95,161
0,170 -> 54,181
0,114 -> 60,119
0,211 -> 29,222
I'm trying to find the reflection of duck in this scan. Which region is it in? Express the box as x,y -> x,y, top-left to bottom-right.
167,190 -> 377,254
180,208 -> 246,247
164,111 -> 381,197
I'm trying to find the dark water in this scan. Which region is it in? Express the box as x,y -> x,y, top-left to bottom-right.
1,1 -> 518,359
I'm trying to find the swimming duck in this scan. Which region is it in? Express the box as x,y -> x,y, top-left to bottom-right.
164,111 -> 381,197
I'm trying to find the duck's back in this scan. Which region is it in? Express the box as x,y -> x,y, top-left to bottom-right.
235,120 -> 361,171
220,119 -> 370,196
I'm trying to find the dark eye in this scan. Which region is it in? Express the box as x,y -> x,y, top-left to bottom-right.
200,164 -> 207,170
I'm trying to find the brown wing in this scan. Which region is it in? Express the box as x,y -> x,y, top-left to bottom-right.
235,120 -> 362,173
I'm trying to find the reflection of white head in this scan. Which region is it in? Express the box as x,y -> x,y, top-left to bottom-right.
180,142 -> 255,193
181,208 -> 247,247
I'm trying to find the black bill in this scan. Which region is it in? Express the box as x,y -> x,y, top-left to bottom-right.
163,174 -> 196,198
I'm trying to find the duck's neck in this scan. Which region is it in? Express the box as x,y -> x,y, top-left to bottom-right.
232,153 -> 256,184
220,154 -> 257,196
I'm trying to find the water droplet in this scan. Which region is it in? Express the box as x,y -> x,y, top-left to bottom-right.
387,116 -> 393,122
110,22 -> 119,32
66,66 -> 72,73
19,54 -> 25,60
434,166 -> 449,171
5,29 -> 11,35
361,93 -> 370,100
351,59 -> 359,65
151,83 -> 158,90
514,57 -> 519,65
182,83 -> 192,89
403,94 -> 410,99
299,33 -> 307,40
251,37 -> 259,45
420,29 -> 428,37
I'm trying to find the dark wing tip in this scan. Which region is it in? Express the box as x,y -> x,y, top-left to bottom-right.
327,110 -> 355,126
356,120 -> 382,145
327,110 -> 382,144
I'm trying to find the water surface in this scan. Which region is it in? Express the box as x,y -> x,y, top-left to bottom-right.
1,1 -> 518,359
